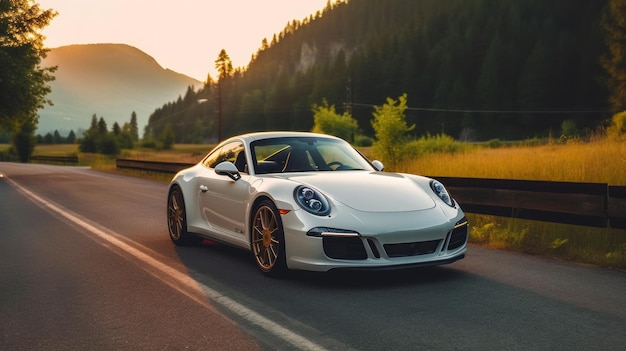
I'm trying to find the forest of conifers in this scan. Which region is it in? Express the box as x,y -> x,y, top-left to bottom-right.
145,0 -> 611,143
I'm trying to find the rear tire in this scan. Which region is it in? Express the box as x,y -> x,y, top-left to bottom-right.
250,199 -> 288,277
167,186 -> 201,246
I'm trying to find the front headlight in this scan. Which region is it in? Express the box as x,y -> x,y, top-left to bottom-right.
294,185 -> 331,216
430,180 -> 455,207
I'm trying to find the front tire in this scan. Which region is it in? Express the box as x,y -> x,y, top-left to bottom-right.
251,199 -> 288,277
167,186 -> 201,246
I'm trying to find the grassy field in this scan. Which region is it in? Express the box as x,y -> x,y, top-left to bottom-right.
3,139 -> 625,268
400,138 -> 626,185
397,138 -> 626,268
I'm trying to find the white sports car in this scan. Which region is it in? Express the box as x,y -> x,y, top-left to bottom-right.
167,132 -> 468,276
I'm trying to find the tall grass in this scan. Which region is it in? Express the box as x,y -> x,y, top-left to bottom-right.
400,138 -> 626,268
118,144 -> 212,163
403,138 -> 626,185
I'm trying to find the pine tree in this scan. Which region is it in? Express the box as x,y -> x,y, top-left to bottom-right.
89,114 -> 98,132
215,49 -> 233,80
130,111 -> 139,141
97,117 -> 107,135
67,130 -> 76,144
214,49 -> 233,141
53,130 -> 62,143
112,122 -> 121,135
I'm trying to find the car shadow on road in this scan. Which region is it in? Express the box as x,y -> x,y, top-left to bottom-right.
176,239 -> 469,290
290,265 -> 468,289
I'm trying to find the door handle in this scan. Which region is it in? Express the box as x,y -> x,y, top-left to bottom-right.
200,185 -> 208,193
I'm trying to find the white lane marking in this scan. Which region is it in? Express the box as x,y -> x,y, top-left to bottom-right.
7,177 -> 329,351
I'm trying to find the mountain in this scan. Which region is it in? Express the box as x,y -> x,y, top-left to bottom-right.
38,43 -> 201,136
146,0 -> 610,142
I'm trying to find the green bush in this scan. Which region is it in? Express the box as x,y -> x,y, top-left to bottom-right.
520,137 -> 546,147
561,119 -> 578,138
99,134 -> 121,155
354,134 -> 373,147
405,133 -> 464,158
487,139 -> 502,148
607,111 -> 626,140
371,93 -> 414,169
141,138 -> 158,149
311,99 -> 359,142
160,126 -> 175,150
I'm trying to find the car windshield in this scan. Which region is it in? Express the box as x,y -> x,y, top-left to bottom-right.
251,137 -> 375,174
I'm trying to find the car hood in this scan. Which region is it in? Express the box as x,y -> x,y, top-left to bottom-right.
285,171 -> 436,212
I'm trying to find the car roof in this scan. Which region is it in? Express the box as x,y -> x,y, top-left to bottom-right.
230,131 -> 342,144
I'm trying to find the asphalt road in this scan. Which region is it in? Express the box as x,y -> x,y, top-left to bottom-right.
1,163 -> 625,351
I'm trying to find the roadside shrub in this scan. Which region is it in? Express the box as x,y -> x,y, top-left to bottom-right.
141,137 -> 158,149
561,119 -> 578,138
371,93 -> 414,169
99,134 -> 121,155
405,133 -> 464,158
607,111 -> 626,140
160,126 -> 175,150
487,138 -> 502,148
0,146 -> 18,162
79,132 -> 121,155
311,99 -> 359,142
354,134 -> 373,147
520,137 -> 545,147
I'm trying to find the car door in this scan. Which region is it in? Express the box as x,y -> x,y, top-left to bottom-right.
198,141 -> 250,246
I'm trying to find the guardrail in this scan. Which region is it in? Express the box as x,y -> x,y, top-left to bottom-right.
434,177 -> 626,229
31,155 -> 79,164
116,159 -> 194,174
115,159 -> 626,229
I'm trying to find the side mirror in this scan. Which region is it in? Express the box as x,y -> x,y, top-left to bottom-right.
372,160 -> 384,171
215,161 -> 241,181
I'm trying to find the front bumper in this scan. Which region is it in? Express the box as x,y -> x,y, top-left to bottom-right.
281,205 -> 468,272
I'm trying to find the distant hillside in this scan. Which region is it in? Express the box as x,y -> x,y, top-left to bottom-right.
38,44 -> 201,135
146,0 -> 611,142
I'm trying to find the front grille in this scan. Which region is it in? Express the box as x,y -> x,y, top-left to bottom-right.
384,240 -> 441,258
323,236 -> 367,260
447,218 -> 468,250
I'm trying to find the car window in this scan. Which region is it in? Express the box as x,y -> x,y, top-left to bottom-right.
202,141 -> 244,169
317,144 -> 365,170
252,143 -> 290,174
251,137 -> 374,174
202,146 -> 222,168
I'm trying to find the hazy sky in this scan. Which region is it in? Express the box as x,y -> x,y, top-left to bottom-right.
37,0 -> 329,81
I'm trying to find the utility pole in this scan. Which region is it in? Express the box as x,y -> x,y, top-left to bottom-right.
217,82 -> 222,142
345,76 -> 353,116
215,49 -> 232,143
345,76 -> 355,141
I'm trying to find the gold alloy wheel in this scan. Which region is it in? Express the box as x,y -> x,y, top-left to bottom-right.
252,205 -> 280,271
168,190 -> 184,240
